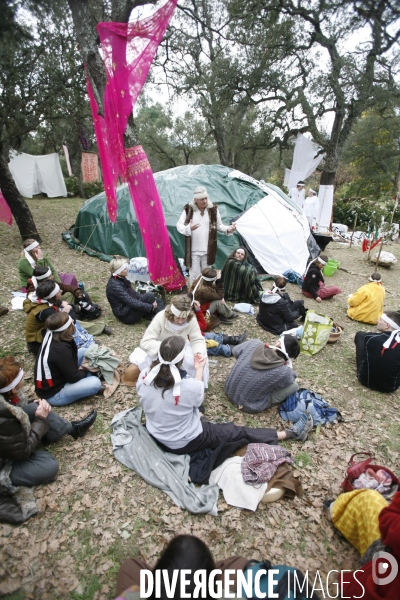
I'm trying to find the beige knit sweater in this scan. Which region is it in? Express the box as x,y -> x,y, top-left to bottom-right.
140,310 -> 206,358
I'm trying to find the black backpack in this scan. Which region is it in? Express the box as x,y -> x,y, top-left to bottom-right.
76,291 -> 102,320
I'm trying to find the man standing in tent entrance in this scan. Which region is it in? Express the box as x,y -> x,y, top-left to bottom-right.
177,186 -> 236,282
288,180 -> 306,209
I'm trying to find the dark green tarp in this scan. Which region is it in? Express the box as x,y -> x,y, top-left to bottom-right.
72,164 -> 299,268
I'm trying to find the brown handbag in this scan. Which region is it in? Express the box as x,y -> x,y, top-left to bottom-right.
341,452 -> 399,493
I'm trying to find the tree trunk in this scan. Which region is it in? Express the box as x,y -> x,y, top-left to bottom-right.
320,170 -> 336,186
0,151 -> 41,242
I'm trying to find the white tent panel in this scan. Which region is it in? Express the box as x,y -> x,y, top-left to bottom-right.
236,195 -> 310,276
9,152 -> 67,198
317,184 -> 334,231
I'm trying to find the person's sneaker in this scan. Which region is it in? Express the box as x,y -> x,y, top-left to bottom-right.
70,410 -> 97,440
103,326 -> 113,335
289,411 -> 314,441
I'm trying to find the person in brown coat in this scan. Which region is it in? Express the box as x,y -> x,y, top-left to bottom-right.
190,267 -> 239,325
0,356 -> 96,523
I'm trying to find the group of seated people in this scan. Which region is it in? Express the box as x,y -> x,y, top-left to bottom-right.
1,235 -> 399,598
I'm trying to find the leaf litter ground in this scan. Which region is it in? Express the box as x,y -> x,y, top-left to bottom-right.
0,197 -> 399,599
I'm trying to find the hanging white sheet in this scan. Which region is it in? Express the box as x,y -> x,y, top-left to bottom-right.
9,151 -> 67,198
317,185 -> 334,231
236,195 -> 310,276
285,134 -> 325,191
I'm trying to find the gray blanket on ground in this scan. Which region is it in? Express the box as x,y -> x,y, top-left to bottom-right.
111,407 -> 219,515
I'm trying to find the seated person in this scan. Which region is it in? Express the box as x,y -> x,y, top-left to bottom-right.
34,312 -> 103,406
257,276 -> 306,335
116,535 -> 249,599
0,356 -> 96,523
347,272 -> 385,324
24,280 -> 75,355
221,247 -> 263,304
193,297 -> 247,357
225,337 -> 300,413
106,257 -> 164,325
190,267 -> 238,324
139,294 -> 207,382
355,311 -> 400,393
27,266 -> 107,333
325,489 -> 400,600
18,239 -> 78,292
138,336 -> 312,458
301,254 -> 342,302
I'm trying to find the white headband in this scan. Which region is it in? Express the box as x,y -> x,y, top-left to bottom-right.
171,304 -> 191,318
54,316 -> 74,332
24,241 -> 39,267
191,274 -> 218,300
113,262 -> 129,276
309,189 -> 317,195
35,268 -> 52,281
36,316 -> 74,389
32,268 -> 53,289
41,283 -> 60,299
271,285 -> 286,293
381,314 -> 400,353
271,337 -> 293,369
0,369 -> 24,393
25,241 -> 39,252
369,276 -> 382,283
142,346 -> 186,399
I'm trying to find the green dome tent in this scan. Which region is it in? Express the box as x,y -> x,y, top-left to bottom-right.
67,164 -> 309,271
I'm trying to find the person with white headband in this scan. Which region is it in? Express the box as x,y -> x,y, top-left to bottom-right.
18,238 -> 78,292
137,336 -> 313,474
355,311 -> 400,393
0,355 -> 97,522
23,279 -> 73,355
347,272 -> 385,325
288,180 -> 306,209
301,253 -> 342,302
139,294 -> 207,384
34,311 -> 103,406
106,257 -> 164,325
221,247 -> 263,304
257,276 -> 307,335
189,267 -> 238,325
303,188 -> 319,230
225,336 -> 307,414
176,186 -> 236,283
27,266 -> 111,337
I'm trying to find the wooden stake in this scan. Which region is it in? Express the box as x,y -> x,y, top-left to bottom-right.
374,238 -> 384,272
349,214 -> 357,249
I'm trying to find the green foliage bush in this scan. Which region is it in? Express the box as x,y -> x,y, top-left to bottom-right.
82,180 -> 104,199
65,176 -> 79,197
333,199 -> 400,230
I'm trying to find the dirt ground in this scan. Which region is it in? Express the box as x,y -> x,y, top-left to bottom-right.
0,197 -> 399,600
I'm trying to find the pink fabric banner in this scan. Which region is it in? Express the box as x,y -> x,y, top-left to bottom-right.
126,146 -> 185,289
86,0 -> 185,290
0,190 -> 12,226
63,144 -> 73,176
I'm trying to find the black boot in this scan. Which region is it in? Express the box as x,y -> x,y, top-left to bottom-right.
70,410 -> 97,440
222,330 -> 248,346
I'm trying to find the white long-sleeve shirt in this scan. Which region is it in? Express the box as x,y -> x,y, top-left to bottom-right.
303,196 -> 320,228
288,187 -> 305,209
177,206 -> 231,253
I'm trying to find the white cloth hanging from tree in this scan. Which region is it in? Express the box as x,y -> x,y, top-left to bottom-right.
8,151 -> 67,198
285,134 -> 325,191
